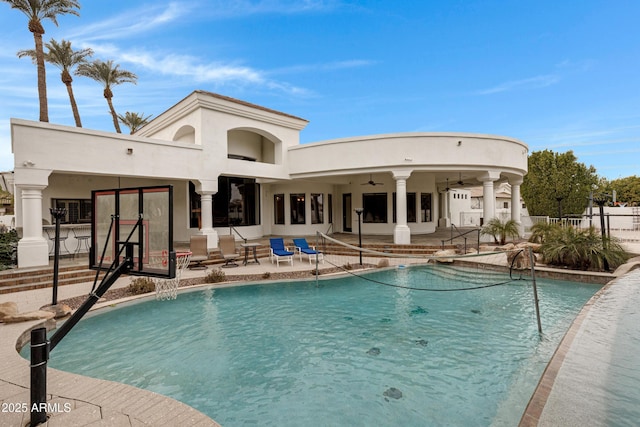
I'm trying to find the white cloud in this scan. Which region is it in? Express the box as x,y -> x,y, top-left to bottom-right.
199,0 -> 342,17
475,74 -> 560,95
66,2 -> 191,42
270,59 -> 375,76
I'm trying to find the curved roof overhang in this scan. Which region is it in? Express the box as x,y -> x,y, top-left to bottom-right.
287,132 -> 528,186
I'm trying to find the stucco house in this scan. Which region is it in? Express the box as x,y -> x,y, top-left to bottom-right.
10,90 -> 528,268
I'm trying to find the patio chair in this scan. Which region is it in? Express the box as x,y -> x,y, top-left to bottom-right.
293,238 -> 324,265
219,235 -> 240,268
189,235 -> 209,269
269,237 -> 294,267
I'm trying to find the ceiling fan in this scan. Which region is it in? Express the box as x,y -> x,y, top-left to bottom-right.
448,173 -> 465,188
361,174 -> 384,186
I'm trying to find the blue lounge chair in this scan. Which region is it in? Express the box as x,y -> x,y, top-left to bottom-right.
269,238 -> 294,267
293,238 -> 324,265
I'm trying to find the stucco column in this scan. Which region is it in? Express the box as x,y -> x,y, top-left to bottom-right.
510,177 -> 524,236
438,190 -> 451,228
196,180 -> 218,249
17,185 -> 49,268
478,171 -> 500,225
392,171 -> 411,244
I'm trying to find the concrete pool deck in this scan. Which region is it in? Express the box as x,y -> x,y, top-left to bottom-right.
520,266 -> 640,426
1,248 -> 639,426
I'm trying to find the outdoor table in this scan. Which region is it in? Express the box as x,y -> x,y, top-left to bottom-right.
241,242 -> 261,265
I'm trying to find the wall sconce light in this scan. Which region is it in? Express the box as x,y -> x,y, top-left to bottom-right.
127,148 -> 133,155
23,160 -> 35,167
457,141 -> 462,146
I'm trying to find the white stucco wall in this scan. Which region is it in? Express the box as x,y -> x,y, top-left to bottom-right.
288,133 -> 527,181
10,91 -> 528,267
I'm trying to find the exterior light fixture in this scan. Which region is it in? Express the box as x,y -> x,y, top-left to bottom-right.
127,148 -> 133,155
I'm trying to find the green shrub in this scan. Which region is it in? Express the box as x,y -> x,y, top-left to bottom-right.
0,230 -> 19,269
540,226 -> 629,271
128,277 -> 156,295
205,268 -> 226,283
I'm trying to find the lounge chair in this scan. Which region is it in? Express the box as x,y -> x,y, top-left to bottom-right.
219,235 -> 240,268
269,238 -> 294,267
293,238 -> 324,265
189,235 -> 209,269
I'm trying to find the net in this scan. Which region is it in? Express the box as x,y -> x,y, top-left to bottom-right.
315,232 -> 534,291
153,251 -> 192,300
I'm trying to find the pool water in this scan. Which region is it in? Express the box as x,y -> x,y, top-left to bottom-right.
43,265 -> 600,426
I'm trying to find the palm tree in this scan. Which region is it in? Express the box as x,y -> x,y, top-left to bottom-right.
2,0 -> 80,122
76,59 -> 137,133
18,39 -> 93,127
480,218 -> 520,245
117,111 -> 153,134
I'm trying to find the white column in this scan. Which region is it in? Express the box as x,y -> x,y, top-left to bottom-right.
198,192 -> 219,249
196,179 -> 219,249
392,171 -> 411,244
510,177 -> 523,236
478,171 -> 500,225
17,186 -> 49,268
442,190 -> 451,227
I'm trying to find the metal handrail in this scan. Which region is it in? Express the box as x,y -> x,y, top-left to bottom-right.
441,226 -> 481,253
325,222 -> 334,235
229,225 -> 247,243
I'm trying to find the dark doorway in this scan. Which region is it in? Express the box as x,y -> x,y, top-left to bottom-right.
343,193 -> 352,232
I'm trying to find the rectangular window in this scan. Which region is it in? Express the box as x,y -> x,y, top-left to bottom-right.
392,192 -> 416,223
208,177 -> 261,227
52,199 -> 92,224
420,193 -> 432,222
274,194 -> 285,225
290,193 -> 306,224
328,194 -> 333,224
363,193 -> 387,223
503,201 -> 509,209
311,193 -> 323,224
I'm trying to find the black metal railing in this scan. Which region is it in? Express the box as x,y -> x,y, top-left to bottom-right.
441,225 -> 481,253
229,225 -> 247,243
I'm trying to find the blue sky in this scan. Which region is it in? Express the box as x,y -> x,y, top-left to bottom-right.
1,0 -> 639,179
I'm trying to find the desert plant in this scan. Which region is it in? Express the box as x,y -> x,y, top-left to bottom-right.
540,226 -> 628,271
481,218 -> 520,245
205,268 -> 226,283
128,277 -> 155,295
261,272 -> 271,279
528,221 -> 558,244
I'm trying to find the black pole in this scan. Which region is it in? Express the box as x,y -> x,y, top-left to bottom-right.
30,244 -> 135,426
528,248 -> 543,335
355,208 -> 363,265
49,207 -> 66,306
30,327 -> 48,426
556,196 -> 563,220
594,194 -> 610,271
50,245 -> 134,350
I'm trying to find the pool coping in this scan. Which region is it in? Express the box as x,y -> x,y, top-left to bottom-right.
517,269 -> 632,426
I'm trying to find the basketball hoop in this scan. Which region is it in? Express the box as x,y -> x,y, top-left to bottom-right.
154,251 -> 191,300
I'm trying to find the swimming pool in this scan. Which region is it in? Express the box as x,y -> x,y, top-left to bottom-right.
44,265 -> 600,426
